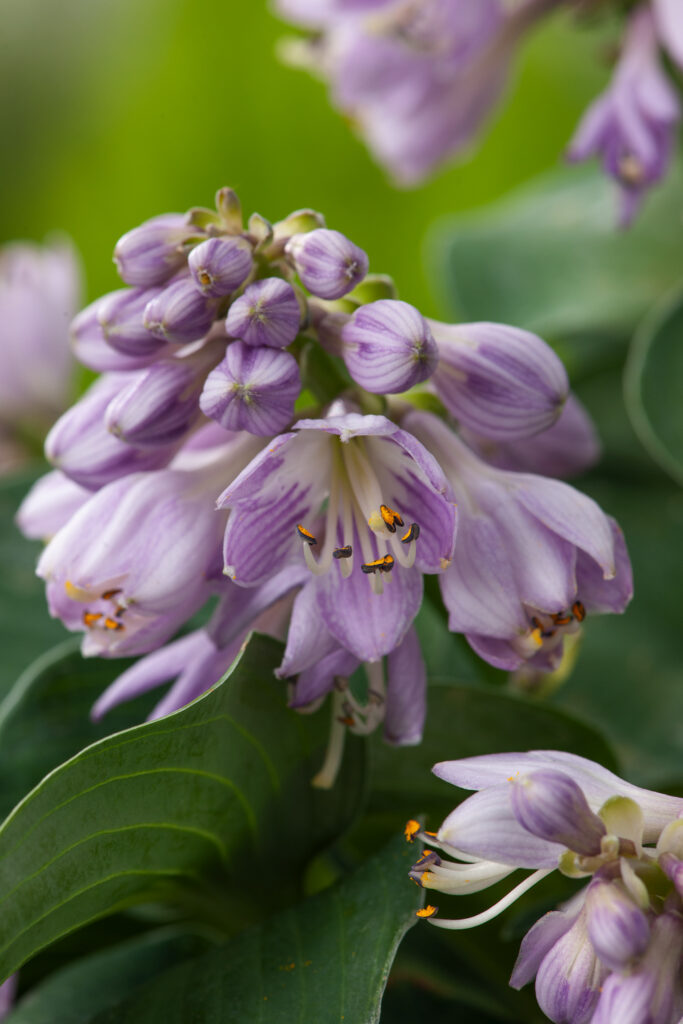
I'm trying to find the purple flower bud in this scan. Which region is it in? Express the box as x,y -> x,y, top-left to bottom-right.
188,237 -> 254,297
511,770 -> 606,856
98,288 -> 168,358
200,341 -> 301,435
143,278 -> 218,344
286,228 -> 368,299
225,278 -> 301,348
341,299 -> 438,394
105,342 -> 221,447
535,907 -> 608,1024
430,321 -> 569,440
592,911 -> 683,1024
585,877 -> 651,972
45,374 -> 176,489
70,299 -> 161,372
113,214 -> 192,287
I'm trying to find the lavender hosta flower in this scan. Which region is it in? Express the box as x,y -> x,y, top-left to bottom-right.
405,410 -> 632,674
45,373 -> 179,490
70,298 -> 166,372
429,321 -> 568,440
200,341 -> 301,436
407,752 -> 683,1024
285,229 -> 368,299
188,236 -> 254,297
567,5 -> 680,226
105,340 -> 224,447
460,393 -> 601,480
113,214 -> 195,287
143,277 -> 218,344
341,300 -> 438,394
97,286 -> 174,359
37,431 -> 264,657
0,239 -> 80,448
277,0 -> 512,185
92,564 -> 305,721
225,278 -> 301,349
219,407 -> 456,661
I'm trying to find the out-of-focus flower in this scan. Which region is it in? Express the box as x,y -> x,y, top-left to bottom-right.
0,239 -> 80,472
568,5 -> 680,225
406,410 -> 632,673
407,750 -> 683,1024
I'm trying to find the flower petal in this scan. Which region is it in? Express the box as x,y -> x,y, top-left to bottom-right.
384,625 -> 426,745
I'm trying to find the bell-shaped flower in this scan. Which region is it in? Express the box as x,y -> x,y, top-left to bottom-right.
37,432 -> 264,657
91,564 -> 304,721
460,393 -> 600,479
534,906 -> 608,1024
567,6 -> 680,225
45,373 -> 179,490
429,320 -> 568,440
405,410 -> 632,673
584,876 -> 651,973
200,341 -> 301,436
218,407 -> 457,663
341,299 -> 438,394
225,278 -> 301,349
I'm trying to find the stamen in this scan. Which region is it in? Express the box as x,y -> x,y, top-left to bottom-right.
405,820 -> 421,843
333,545 -> 352,559
424,868 -> 553,931
101,588 -> 122,600
572,600 -> 586,622
551,612 -> 572,626
380,503 -> 404,533
416,905 -> 438,919
297,524 -> 317,546
401,523 -> 420,544
361,555 -> 394,575
104,617 -> 124,631
312,690 -> 347,789
83,611 -> 102,628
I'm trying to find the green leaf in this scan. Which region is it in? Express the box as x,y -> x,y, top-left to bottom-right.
90,832 -> 419,1024
368,684 -> 616,834
0,469 -> 65,700
0,635 -> 365,982
625,288 -> 683,486
0,641 -> 158,823
430,164 -> 683,339
5,928 -> 210,1024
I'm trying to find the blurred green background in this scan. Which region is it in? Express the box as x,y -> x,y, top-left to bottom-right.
0,0 -> 612,312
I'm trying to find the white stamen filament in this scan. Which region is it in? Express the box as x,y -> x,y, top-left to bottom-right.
427,868 -> 553,930
389,532 -> 416,569
303,465 -> 342,575
312,690 -> 347,789
342,440 -> 384,521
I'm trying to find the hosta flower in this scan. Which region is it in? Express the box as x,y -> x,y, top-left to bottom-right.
0,238 -> 80,472
406,410 -> 632,673
218,407 -> 457,660
407,751 -> 683,1024
568,5 -> 680,225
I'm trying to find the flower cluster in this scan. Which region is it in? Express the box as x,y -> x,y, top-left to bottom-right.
19,185 -> 631,784
407,751 -> 683,1024
0,239 -> 80,474
274,0 -> 682,223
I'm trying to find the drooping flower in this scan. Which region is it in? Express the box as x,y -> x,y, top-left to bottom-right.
0,238 -> 80,472
407,750 -> 683,1024
405,410 -> 632,673
567,5 -> 680,225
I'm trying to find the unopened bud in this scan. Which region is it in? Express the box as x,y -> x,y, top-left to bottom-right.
286,228 -> 368,299
511,770 -> 606,855
341,299 -> 438,394
143,278 -> 218,344
188,237 -> 254,297
226,277 -> 301,349
113,214 -> 192,287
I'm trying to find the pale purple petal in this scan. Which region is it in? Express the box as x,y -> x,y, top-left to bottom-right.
584,877 -> 650,972
654,0 -> 683,69
148,638 -> 241,721
220,431 -> 330,586
209,564 -> 308,650
465,632 -> 523,671
225,278 -> 300,349
188,236 -> 253,297
342,299 -> 438,394
511,770 -> 606,855
277,579 -> 341,678
16,470 -> 90,540
384,625 -> 426,745
576,517 -> 633,614
535,909 -> 607,1024
114,214 -> 191,287
200,341 -> 300,436
0,974 -> 17,1019
511,899 -> 583,989
290,645 -> 359,707
70,299 -> 161,372
438,785 -> 564,868
286,228 -> 368,299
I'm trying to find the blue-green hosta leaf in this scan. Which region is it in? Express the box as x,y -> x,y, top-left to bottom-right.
625,288 -> 683,486
430,164 -> 683,339
89,833 -> 419,1024
0,634 -> 365,983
